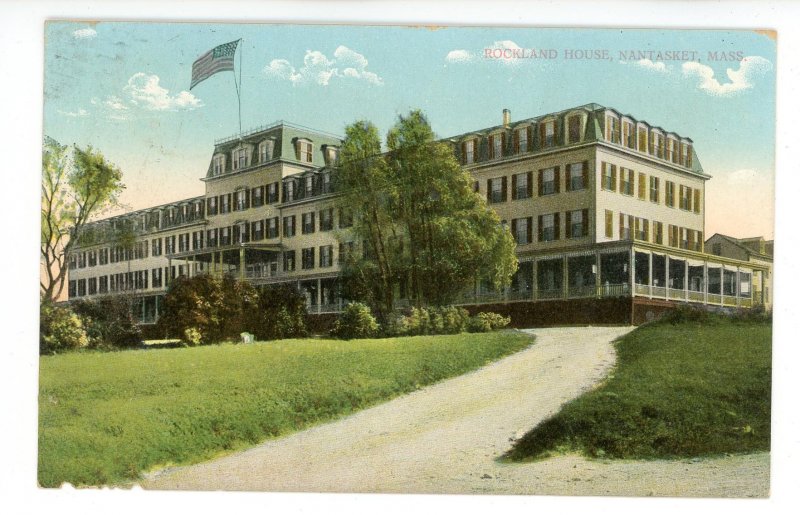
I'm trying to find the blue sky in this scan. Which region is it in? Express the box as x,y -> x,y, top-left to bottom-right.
44,22 -> 776,237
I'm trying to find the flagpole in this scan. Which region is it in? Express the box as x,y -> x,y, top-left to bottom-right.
232,39 -> 243,137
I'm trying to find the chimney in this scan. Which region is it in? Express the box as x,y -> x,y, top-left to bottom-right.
502,108 -> 511,128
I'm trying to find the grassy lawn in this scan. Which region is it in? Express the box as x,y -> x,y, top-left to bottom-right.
39,331 -> 532,487
505,320 -> 771,462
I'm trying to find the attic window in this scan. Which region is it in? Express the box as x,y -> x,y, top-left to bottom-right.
259,139 -> 275,163
212,154 -> 225,175
295,139 -> 313,163
232,148 -> 249,170
567,114 -> 582,144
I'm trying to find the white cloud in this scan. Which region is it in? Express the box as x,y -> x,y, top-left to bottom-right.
58,108 -> 89,117
103,95 -> 128,111
633,59 -> 667,73
682,56 -> 772,97
123,73 -> 202,110
263,46 -> 383,86
72,28 -> 97,40
445,49 -> 474,63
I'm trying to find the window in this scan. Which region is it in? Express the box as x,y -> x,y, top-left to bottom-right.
514,126 -> 530,153
602,162 -> 617,191
234,189 -> 249,211
650,176 -> 660,203
541,120 -> 556,148
68,280 -> 76,298
620,168 -> 634,195
462,139 -> 477,164
283,215 -> 296,237
206,229 -> 218,248
99,276 -> 108,293
538,167 -> 559,195
319,172 -> 332,194
259,140 -> 274,163
319,245 -> 333,268
88,250 -> 97,267
567,162 -> 587,191
638,127 -> 648,153
567,209 -> 589,238
681,143 -> 693,167
651,132 -> 664,158
220,194 -> 231,214
511,217 -> 532,245
487,176 -> 507,204
668,224 -> 679,247
302,247 -> 315,269
152,268 -> 162,288
679,227 -> 689,249
339,208 -> 354,228
78,252 -> 86,268
666,138 -> 678,163
538,213 -> 560,242
207,196 -> 218,216
296,140 -> 313,163
178,233 -> 189,253
267,217 -> 279,239
665,181 -> 676,207
99,248 -> 109,265
653,221 -> 664,245
637,172 -> 647,200
77,279 -> 86,297
319,208 -> 334,231
251,220 -> 264,241
251,186 -> 264,207
165,235 -> 175,254
488,133 -> 504,160
304,176 -> 315,198
212,154 -> 225,175
679,185 -> 693,211
622,120 -> 635,148
605,210 -> 613,238
220,227 -> 231,246
232,148 -> 248,170
619,213 -> 633,240
568,115 -> 582,144
88,277 -> 97,295
606,115 -> 620,143
339,241 -> 355,264
634,217 -> 649,241
302,212 -> 315,234
267,182 -> 278,204
283,180 -> 295,202
283,250 -> 296,272
512,172 -> 532,200
234,222 -> 249,244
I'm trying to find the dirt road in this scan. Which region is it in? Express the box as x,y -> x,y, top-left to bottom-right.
141,326 -> 769,497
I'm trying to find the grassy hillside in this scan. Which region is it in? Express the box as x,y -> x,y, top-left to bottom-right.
39,332 -> 532,487
505,320 -> 771,461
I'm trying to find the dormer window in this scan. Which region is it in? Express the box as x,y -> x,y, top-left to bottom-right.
514,126 -> 531,153
323,145 -> 339,166
567,114 -> 583,144
605,115 -> 620,144
295,139 -> 313,163
488,132 -> 505,160
259,139 -> 275,163
666,138 -> 678,163
637,126 -> 649,153
681,142 -> 693,168
462,138 -> 477,165
212,154 -> 225,175
539,120 -> 556,148
232,147 -> 248,170
622,120 -> 635,149
651,131 -> 664,159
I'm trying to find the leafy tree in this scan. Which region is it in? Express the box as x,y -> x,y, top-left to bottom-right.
71,295 -> 142,349
252,283 -> 308,340
40,302 -> 89,354
336,111 -> 517,318
41,137 -> 125,301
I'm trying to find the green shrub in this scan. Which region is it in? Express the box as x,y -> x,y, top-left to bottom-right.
383,306 -> 471,337
467,311 -> 510,333
253,284 -> 308,340
331,302 -> 379,339
438,306 -> 471,334
40,302 -> 89,354
71,296 -> 142,349
183,327 -> 203,346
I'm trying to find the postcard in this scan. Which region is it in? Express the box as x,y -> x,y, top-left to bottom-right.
38,20 -> 775,499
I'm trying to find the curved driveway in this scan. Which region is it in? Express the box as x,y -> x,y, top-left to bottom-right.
141,326 -> 768,497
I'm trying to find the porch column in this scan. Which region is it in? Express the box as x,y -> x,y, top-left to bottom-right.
211,251 -> 216,276
531,258 -> 538,301
736,267 -> 741,307
665,255 -> 670,296
562,255 -> 568,299
317,278 -> 322,313
239,247 -> 245,281
684,259 -> 689,301
167,258 -> 172,286
648,252 -> 653,298
629,247 -> 635,295
155,295 -> 160,323
720,267 -> 724,306
595,251 -> 601,298
703,262 -> 708,304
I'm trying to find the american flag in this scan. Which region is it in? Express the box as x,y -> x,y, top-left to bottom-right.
190,40 -> 240,90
